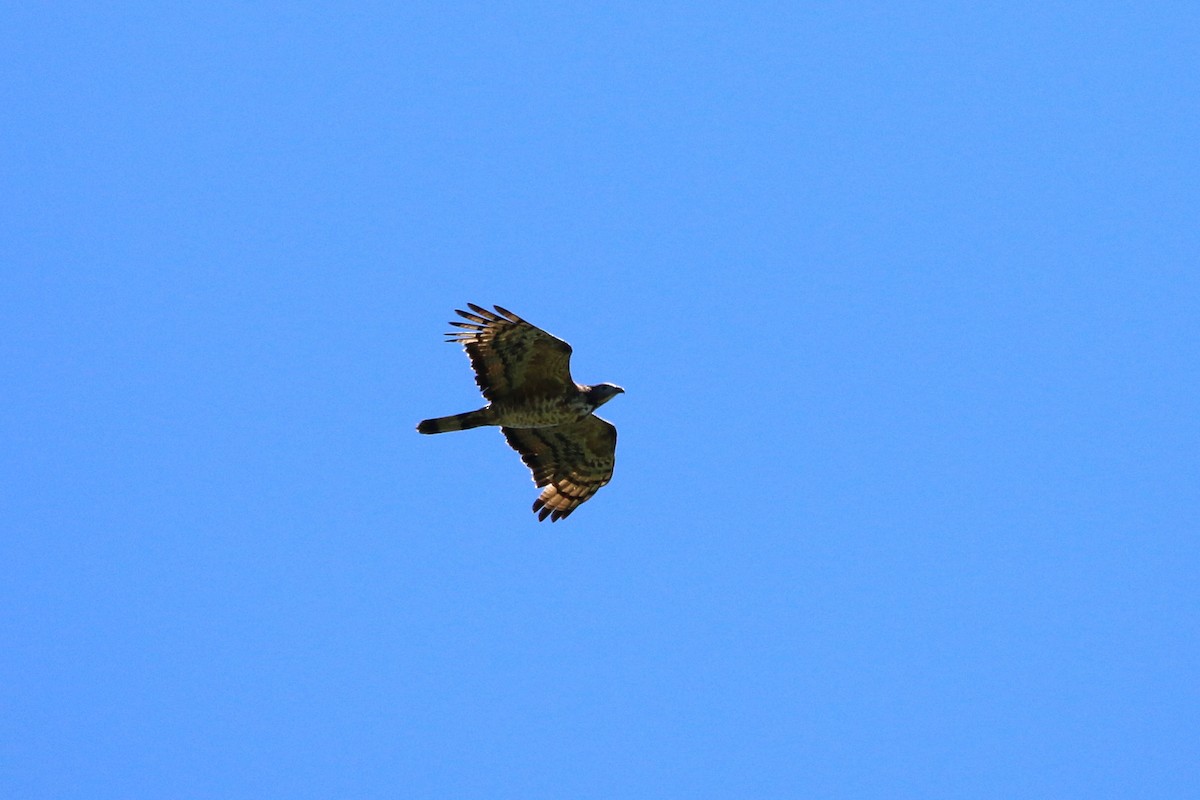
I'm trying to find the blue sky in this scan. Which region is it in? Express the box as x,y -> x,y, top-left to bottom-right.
3,3 -> 1197,797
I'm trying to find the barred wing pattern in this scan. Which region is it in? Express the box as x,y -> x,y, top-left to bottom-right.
502,416 -> 618,522
446,304 -> 575,402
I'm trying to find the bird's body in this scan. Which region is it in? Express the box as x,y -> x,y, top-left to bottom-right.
417,392 -> 597,433
417,304 -> 623,522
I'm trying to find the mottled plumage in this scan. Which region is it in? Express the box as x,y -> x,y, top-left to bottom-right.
417,304 -> 623,522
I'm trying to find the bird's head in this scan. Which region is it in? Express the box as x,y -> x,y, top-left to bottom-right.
585,382 -> 625,408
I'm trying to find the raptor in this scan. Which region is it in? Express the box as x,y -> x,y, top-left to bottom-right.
417,304 -> 624,522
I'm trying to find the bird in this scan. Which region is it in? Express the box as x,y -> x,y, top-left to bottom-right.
417,304 -> 624,522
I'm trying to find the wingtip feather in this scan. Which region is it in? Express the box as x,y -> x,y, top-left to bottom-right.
493,305 -> 522,322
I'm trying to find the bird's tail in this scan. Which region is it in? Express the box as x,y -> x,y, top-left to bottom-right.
416,408 -> 495,434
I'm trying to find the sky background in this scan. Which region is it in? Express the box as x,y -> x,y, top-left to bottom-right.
3,2 -> 1198,798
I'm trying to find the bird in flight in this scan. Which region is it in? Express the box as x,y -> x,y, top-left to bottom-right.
417,304 -> 624,522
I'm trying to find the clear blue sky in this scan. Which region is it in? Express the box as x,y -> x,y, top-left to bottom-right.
3,3 -> 1197,798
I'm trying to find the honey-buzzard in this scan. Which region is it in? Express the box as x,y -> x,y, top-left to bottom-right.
417,304 -> 624,522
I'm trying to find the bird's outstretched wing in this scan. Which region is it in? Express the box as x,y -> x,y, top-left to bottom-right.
501,416 -> 617,522
446,304 -> 574,402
